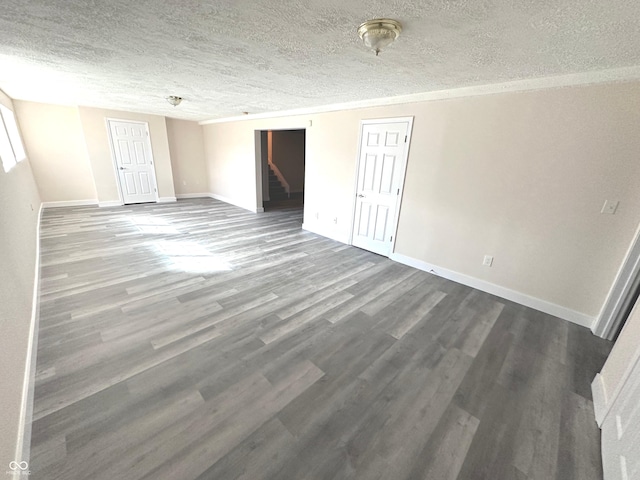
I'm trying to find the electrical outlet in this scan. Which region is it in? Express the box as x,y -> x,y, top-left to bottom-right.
333,217 -> 338,224
601,200 -> 619,215
483,255 -> 493,267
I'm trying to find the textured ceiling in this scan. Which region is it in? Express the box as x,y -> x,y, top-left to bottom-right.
1,0 -> 639,121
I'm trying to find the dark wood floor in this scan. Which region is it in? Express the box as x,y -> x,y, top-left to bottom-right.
30,198 -> 612,480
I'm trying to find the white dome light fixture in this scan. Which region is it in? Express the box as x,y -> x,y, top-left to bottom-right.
167,95 -> 183,107
358,18 -> 402,56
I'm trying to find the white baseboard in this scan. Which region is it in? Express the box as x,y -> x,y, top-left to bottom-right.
176,193 -> 211,199
389,252 -> 595,329
158,196 -> 177,203
42,199 -> 98,208
209,193 -> 262,213
592,373 -> 608,427
14,203 -> 43,473
98,200 -> 122,208
302,222 -> 349,244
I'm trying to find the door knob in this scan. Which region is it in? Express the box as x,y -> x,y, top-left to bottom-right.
357,194 -> 365,198
119,167 -> 126,170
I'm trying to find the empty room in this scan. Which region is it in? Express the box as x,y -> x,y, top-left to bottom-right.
1,1 -> 640,479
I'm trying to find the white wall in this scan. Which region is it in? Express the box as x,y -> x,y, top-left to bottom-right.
166,118 -> 208,196
8,103 -> 183,206
201,80 -> 640,325
13,101 -> 97,203
0,90 -> 42,471
78,107 -> 176,203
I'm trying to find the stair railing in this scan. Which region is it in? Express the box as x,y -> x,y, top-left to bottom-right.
268,160 -> 291,198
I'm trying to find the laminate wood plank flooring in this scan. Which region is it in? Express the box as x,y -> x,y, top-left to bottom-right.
29,198 -> 612,480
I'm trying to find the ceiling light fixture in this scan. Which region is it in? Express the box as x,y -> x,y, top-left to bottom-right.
357,18 -> 402,56
166,95 -> 183,107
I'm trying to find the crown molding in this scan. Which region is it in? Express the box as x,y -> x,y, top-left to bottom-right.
199,66 -> 640,125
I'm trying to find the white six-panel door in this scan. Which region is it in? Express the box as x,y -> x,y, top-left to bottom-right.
352,118 -> 412,256
108,120 -> 158,204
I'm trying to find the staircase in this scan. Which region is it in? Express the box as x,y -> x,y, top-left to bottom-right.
268,166 -> 288,200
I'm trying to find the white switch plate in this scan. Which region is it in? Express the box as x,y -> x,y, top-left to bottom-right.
601,200 -> 619,214
483,255 -> 493,267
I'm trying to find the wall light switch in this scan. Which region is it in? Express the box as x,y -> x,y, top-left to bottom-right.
601,200 -> 619,215
483,255 -> 493,267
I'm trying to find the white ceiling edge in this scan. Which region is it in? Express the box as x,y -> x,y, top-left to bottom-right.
199,66 -> 640,126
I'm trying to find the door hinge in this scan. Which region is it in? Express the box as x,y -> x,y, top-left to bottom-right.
404,135 -> 407,143
154,188 -> 157,192
397,188 -> 400,195
390,236 -> 393,242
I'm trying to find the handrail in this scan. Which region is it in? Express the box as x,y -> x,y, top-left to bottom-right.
268,160 -> 290,197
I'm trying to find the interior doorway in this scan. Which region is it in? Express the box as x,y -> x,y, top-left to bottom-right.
257,129 -> 306,212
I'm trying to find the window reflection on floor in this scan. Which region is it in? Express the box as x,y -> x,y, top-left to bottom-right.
127,215 -> 233,272
154,241 -> 232,273
129,215 -> 180,234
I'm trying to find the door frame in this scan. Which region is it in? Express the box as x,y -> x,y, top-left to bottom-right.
106,118 -> 159,206
594,310 -> 640,426
593,222 -> 640,339
254,126 -> 307,213
348,116 -> 414,255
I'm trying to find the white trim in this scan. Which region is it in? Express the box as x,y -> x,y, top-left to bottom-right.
199,67 -> 640,125
14,203 -> 43,475
176,193 -> 211,199
157,196 -> 177,203
209,193 -> 263,213
42,199 -> 98,208
349,117 -> 414,257
593,222 -> 640,339
98,200 -> 122,208
302,222 -> 349,244
254,130 -> 265,209
389,252 -> 595,328
595,301 -> 640,428
592,373 -> 608,426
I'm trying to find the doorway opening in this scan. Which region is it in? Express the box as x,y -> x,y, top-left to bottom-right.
257,129 -> 306,213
